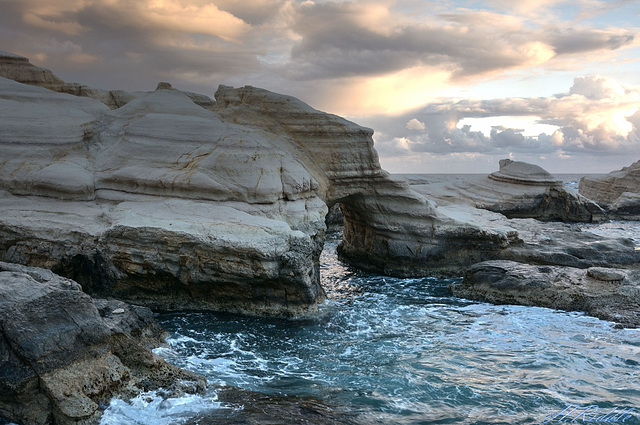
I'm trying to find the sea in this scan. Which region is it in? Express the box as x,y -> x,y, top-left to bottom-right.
5,175 -> 640,424
97,175 -> 639,424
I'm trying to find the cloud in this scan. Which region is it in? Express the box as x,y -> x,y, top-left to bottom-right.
363,74 -> 640,163
282,1 -> 634,83
406,118 -> 426,130
0,0 -> 638,173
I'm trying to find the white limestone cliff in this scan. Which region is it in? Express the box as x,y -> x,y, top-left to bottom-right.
2,53 -> 637,316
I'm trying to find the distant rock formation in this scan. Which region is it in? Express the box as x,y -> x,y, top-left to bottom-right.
450,260 -> 640,328
579,160 -> 640,219
407,159 -> 605,222
0,261 -> 206,425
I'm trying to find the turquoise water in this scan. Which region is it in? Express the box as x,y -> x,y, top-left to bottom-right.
100,233 -> 640,424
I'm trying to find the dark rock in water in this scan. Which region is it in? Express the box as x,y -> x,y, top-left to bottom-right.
0,261 -> 206,425
450,260 -> 640,328
184,386 -> 361,425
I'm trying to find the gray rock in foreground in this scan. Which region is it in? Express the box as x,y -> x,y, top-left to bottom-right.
450,260 -> 640,328
0,261 -> 206,425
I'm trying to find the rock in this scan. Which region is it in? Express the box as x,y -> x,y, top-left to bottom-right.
2,53 -> 634,298
407,159 -> 605,222
489,158 -> 560,185
0,262 -> 206,425
0,51 -> 137,109
0,72 -> 327,317
608,192 -> 640,219
450,260 -> 640,328
0,51 -> 66,90
587,267 -> 627,282
186,386 -> 361,425
156,81 -> 173,90
579,159 -> 640,218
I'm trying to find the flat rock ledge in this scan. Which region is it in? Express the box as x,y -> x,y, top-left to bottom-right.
450,260 -> 640,328
0,261 -> 206,425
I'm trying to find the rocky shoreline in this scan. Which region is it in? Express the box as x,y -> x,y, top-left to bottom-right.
2,51 -> 640,424
0,261 -> 206,425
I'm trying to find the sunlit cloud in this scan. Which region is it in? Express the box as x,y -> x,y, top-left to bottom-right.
363,74 -> 640,167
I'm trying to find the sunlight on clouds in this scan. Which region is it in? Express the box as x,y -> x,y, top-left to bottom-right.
406,118 -> 426,130
146,0 -> 250,42
520,41 -> 555,66
353,1 -> 396,36
327,65 -> 451,116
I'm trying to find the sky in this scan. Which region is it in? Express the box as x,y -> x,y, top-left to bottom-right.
1,0 -> 639,174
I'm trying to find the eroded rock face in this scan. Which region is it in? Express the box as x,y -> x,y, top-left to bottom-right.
0,75 -> 326,316
579,160 -> 640,219
3,53 -> 634,306
407,159 -> 604,222
211,86 -> 528,277
450,260 -> 640,328
0,262 -> 206,425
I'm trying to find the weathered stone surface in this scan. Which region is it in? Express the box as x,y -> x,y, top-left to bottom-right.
0,195 -> 324,317
407,159 -> 604,222
587,267 -> 627,282
0,262 -> 206,425
0,73 -> 327,317
3,53 -> 635,301
450,260 -> 640,328
579,159 -> 640,218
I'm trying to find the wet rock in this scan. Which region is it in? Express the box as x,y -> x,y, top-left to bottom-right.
450,260 -> 640,328
0,262 -> 205,425
184,386 -> 361,425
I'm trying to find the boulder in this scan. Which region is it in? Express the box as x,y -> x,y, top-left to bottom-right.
450,260 -> 640,328
0,261 -> 206,425
408,159 -> 605,222
579,159 -> 640,218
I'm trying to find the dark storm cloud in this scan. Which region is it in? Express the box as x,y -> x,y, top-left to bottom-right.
547,28 -> 634,55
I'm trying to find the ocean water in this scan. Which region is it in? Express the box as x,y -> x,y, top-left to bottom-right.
100,228 -> 640,425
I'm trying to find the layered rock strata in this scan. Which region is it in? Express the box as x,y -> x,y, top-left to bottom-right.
0,75 -> 326,316
450,260 -> 640,328
211,86 -> 523,277
407,159 -> 604,222
2,53 -> 638,309
579,160 -> 640,219
0,262 -> 206,425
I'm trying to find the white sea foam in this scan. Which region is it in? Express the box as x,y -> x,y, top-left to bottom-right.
99,391 -> 225,425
